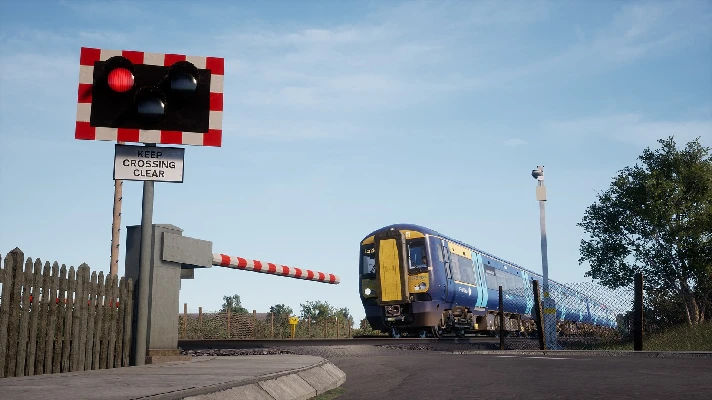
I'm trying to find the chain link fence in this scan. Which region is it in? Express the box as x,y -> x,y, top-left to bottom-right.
495,279 -> 635,350
499,275 -> 711,351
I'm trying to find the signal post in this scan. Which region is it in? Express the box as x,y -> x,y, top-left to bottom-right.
75,46 -> 224,365
531,166 -> 560,350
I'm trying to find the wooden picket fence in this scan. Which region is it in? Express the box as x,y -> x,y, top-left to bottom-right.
0,248 -> 134,378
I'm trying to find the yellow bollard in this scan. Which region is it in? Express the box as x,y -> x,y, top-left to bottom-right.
289,316 -> 299,339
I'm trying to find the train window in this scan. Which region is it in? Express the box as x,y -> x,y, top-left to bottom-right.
484,267 -> 497,289
407,238 -> 428,275
505,273 -> 521,292
361,244 -> 376,276
450,252 -> 462,281
453,254 -> 475,284
429,237 -> 444,262
440,240 -> 452,280
495,271 -> 507,290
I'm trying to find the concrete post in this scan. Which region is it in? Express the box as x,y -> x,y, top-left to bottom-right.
125,223 -> 213,364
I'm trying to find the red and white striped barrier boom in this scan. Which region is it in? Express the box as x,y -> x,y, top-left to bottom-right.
212,254 -> 340,284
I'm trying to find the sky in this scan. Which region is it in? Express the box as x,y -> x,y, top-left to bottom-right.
0,0 -> 710,326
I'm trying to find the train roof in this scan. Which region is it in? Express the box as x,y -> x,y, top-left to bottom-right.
361,223 -> 600,302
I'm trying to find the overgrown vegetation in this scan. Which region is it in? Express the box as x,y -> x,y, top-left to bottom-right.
578,136 -> 712,327
352,317 -> 387,336
594,321 -> 712,351
220,294 -> 249,314
178,295 -> 359,339
313,386 -> 347,400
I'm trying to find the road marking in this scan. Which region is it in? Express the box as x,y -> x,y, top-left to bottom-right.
495,355 -> 519,358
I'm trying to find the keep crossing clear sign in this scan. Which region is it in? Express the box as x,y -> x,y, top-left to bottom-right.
114,144 -> 185,182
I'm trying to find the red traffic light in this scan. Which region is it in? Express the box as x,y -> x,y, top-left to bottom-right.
108,68 -> 134,92
103,55 -> 136,93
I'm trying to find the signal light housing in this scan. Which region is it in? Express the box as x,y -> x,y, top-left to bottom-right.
168,61 -> 199,96
75,47 -> 224,147
135,87 -> 166,121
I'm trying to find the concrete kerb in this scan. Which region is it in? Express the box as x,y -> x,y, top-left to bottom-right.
451,350 -> 712,358
149,357 -> 346,400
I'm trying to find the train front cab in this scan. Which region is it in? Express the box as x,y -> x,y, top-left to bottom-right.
359,228 -> 441,336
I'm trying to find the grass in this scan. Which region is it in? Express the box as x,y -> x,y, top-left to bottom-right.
591,322 -> 712,351
313,386 -> 347,400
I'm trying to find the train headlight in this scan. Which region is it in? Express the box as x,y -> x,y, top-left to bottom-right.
414,282 -> 427,291
364,288 -> 372,296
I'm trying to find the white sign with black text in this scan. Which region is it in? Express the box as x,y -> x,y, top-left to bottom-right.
114,144 -> 185,182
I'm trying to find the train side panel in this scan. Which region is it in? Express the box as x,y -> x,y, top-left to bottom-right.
359,223 -> 618,336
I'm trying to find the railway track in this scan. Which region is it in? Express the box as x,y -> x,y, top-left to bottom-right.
177,336 -> 500,350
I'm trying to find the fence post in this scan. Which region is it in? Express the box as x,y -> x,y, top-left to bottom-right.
61,266 -> 76,373
633,272 -> 643,351
26,258 -> 43,376
498,286 -> 504,350
36,261 -> 52,375
71,265 -> 85,372
198,307 -> 203,339
0,253 -> 14,379
90,269 -> 103,371
182,303 -> 187,339
532,280 -> 546,350
122,278 -> 134,368
6,249 -> 25,377
105,275 -> 118,370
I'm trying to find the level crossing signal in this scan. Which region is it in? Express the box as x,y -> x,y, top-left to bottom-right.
76,47 -> 224,147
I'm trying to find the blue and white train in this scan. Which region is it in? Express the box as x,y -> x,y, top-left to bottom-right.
359,224 -> 617,338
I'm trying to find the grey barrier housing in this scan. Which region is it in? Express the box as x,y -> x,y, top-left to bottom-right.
125,224 -> 213,363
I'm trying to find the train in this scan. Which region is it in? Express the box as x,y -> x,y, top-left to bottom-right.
359,223 -> 618,338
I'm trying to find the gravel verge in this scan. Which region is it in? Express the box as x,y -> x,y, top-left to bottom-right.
180,348 -> 297,356
179,344 -> 712,359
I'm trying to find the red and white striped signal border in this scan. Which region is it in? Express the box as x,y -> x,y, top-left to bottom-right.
212,254 -> 340,284
75,47 -> 224,147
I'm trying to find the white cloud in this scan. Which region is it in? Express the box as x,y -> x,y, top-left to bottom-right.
371,0 -> 553,30
0,27 -> 134,54
0,53 -> 76,87
2,0 -> 709,143
197,2 -> 553,138
449,1 -> 712,91
545,113 -> 712,147
58,0 -> 159,21
225,114 -> 367,143
213,0 -> 711,117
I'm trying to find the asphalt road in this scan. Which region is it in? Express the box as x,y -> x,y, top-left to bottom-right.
281,345 -> 712,400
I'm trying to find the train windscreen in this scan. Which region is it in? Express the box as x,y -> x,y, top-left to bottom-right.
361,244 -> 376,276
407,238 -> 428,274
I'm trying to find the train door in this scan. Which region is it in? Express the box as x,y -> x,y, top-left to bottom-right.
440,239 -> 455,303
374,229 -> 409,305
